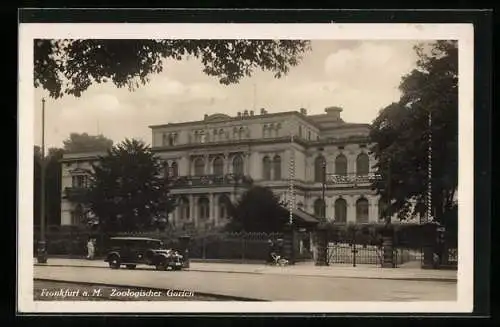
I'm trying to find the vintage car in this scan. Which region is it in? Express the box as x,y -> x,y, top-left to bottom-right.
104,236 -> 184,271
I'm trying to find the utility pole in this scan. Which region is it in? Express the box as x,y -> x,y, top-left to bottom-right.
37,98 -> 47,263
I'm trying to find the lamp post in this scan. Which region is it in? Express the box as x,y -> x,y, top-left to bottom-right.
315,147 -> 328,266
381,157 -> 395,268
283,129 -> 296,264
37,98 -> 48,264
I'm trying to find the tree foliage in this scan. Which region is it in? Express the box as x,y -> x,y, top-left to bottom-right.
34,146 -> 65,226
225,186 -> 288,233
85,139 -> 176,233
370,40 -> 458,229
34,39 -> 312,99
63,133 -> 113,153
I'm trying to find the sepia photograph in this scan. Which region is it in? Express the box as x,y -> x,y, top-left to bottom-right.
18,22 -> 474,313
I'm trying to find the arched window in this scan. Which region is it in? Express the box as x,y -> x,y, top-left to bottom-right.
194,157 -> 205,176
356,152 -> 370,176
219,129 -> 225,140
198,197 -> 210,220
334,198 -> 347,223
232,155 -> 244,176
213,156 -> 224,176
273,155 -> 281,180
179,197 -> 190,220
170,161 -> 178,177
219,194 -> 231,219
314,155 -> 326,183
262,125 -> 267,138
335,154 -> 348,176
262,156 -> 271,180
314,198 -> 326,218
238,127 -> 245,139
213,129 -> 218,141
378,198 -> 387,221
356,198 -> 369,223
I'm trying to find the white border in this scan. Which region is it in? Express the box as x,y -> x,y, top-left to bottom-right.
18,23 -> 474,313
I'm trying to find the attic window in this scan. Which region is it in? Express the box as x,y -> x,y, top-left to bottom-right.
338,145 -> 345,150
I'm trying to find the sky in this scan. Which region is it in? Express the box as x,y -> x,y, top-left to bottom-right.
33,40 -> 421,149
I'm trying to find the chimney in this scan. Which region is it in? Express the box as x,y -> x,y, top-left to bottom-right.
300,108 -> 307,115
260,108 -> 267,115
243,110 -> 249,117
237,112 -> 242,118
250,110 -> 254,116
204,114 -> 209,120
324,106 -> 343,120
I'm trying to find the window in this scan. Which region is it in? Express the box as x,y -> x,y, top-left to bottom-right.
356,153 -> 370,176
200,131 -> 206,143
170,161 -> 178,177
262,156 -> 271,180
72,204 -> 85,225
179,197 -> 190,219
334,198 -> 347,223
298,126 -> 303,138
314,155 -> 325,183
194,157 -> 205,176
198,197 -> 210,220
297,202 -> 304,210
219,129 -> 225,140
168,134 -> 174,146
219,194 -> 231,219
273,155 -> 281,180
314,199 -> 326,218
232,155 -> 244,176
238,127 -> 245,139
162,134 -> 168,146
356,198 -> 369,223
262,125 -> 267,138
213,156 -> 224,176
72,175 -> 88,188
335,154 -> 348,176
308,131 -> 311,140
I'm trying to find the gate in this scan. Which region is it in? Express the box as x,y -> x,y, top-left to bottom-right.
327,242 -> 416,268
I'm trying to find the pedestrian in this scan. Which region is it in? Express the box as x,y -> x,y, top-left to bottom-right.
267,239 -> 275,264
86,238 -> 95,260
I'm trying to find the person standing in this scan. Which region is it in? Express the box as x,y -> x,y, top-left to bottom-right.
86,238 -> 95,260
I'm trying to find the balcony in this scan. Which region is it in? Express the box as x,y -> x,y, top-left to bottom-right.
168,174 -> 253,189
63,187 -> 88,202
324,173 -> 381,186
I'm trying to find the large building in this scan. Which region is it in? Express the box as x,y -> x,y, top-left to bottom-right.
60,106 -> 392,228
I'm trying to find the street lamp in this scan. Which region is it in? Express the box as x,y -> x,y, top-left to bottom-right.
315,146 -> 328,266
37,98 -> 47,264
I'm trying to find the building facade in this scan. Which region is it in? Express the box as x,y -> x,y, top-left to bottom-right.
60,106 -> 403,228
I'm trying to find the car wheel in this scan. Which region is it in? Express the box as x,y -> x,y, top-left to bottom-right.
155,260 -> 167,271
109,256 -> 121,269
126,264 -> 136,269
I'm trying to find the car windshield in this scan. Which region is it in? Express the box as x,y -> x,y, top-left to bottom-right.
148,240 -> 165,249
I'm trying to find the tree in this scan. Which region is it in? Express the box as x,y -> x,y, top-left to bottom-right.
225,186 -> 288,233
370,40 -> 458,230
34,39 -> 312,99
34,146 -> 65,227
85,138 -> 176,233
63,133 -> 113,153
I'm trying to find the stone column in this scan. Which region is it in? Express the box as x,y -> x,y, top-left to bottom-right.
213,194 -> 219,226
244,152 -> 250,175
348,195 -> 358,223
204,154 -> 209,175
189,194 -> 196,226
369,195 -> 379,223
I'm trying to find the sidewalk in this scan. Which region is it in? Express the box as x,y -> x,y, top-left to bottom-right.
34,258 -> 457,282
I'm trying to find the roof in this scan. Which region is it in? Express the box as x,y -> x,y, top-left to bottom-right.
109,237 -> 162,242
278,205 -> 320,225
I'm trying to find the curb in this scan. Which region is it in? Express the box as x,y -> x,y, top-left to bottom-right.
34,263 -> 457,283
34,278 -> 266,302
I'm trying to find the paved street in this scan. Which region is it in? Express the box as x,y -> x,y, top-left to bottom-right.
34,263 -> 457,301
35,258 -> 458,282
